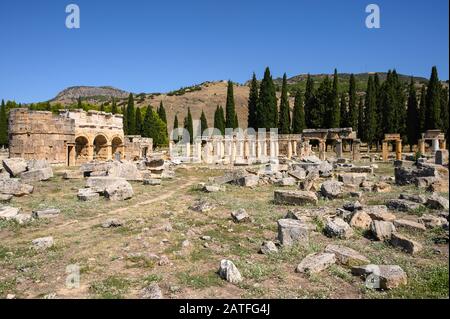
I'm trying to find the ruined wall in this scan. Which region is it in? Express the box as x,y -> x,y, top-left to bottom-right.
8,108 -> 75,164
124,135 -> 153,160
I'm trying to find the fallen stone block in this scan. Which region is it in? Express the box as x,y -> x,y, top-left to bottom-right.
218,259 -> 242,284
386,199 -> 422,213
296,252 -> 336,274
349,211 -> 372,231
277,219 -> 310,246
351,264 -> 407,289
324,244 -> 370,266
77,188 -> 100,201
426,193 -> 449,211
143,179 -> 162,186
371,220 -> 396,241
0,179 -> 34,197
276,177 -> 296,186
62,170 -> 84,179
393,219 -> 426,232
324,218 -> 354,239
2,158 -> 27,177
363,205 -> 396,222
320,180 -> 344,199
274,190 -> 318,206
104,180 -> 133,201
32,208 -> 60,219
390,233 -> 423,254
399,193 -> 427,204
234,175 -> 259,187
338,173 -> 367,186
102,218 -> 123,228
19,167 -> 54,183
260,241 -> 278,255
32,236 -> 54,250
372,182 -> 391,193
419,214 -> 448,229
231,208 -> 250,223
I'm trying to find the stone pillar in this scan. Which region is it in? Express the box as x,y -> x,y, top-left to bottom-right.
106,145 -> 112,161
238,140 -> 244,159
244,140 -> 250,159
231,141 -> 237,163
293,141 -> 298,156
439,139 -> 446,150
287,141 -> 293,159
382,140 -> 388,161
256,139 -> 263,159
335,139 -> 343,159
418,139 -> 425,154
195,141 -> 202,163
318,139 -> 326,161
275,141 -> 279,157
204,142 -> 212,164
250,139 -> 256,160
220,140 -> 225,159
185,142 -> 191,159
432,138 -> 440,153
226,138 -> 233,162
352,140 -> 361,161
269,140 -> 276,159
395,140 -> 402,161
263,140 -> 268,157
88,144 -> 94,162
169,141 -> 174,157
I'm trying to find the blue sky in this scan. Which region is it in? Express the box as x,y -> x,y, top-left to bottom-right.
0,0 -> 448,103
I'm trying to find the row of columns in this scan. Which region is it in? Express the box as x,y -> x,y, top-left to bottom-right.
418,138 -> 446,155
382,139 -> 402,161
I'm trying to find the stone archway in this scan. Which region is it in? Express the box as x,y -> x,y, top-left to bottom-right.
93,135 -> 109,161
111,136 -> 124,160
75,136 -> 90,164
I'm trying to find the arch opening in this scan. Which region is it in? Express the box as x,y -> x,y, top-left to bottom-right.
93,135 -> 108,161
75,136 -> 90,164
112,137 -> 124,161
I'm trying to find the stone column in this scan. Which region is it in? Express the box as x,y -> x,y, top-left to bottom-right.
244,140 -> 250,159
256,139 -> 263,159
287,141 -> 293,159
335,139 -> 343,159
432,138 -> 440,153
250,139 -> 256,160
318,139 -> 326,161
418,139 -> 425,154
293,141 -> 298,156
88,144 -> 94,162
382,140 -> 388,161
106,145 -> 112,161
275,141 -> 279,157
352,140 -> 361,161
195,141 -> 202,163
395,140 -> 402,161
263,139 -> 268,157
439,139 -> 446,150
169,141 -> 174,157
231,140 -> 237,163
185,142 -> 191,159
269,140 -> 276,159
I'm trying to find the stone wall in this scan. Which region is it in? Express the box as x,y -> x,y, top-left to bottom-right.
124,136 -> 153,160
8,109 -> 75,164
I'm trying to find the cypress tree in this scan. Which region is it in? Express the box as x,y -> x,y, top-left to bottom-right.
122,106 -> 128,135
142,106 -> 168,147
418,85 -> 427,134
392,70 -> 406,138
126,93 -> 136,135
304,74 -> 315,128
340,93 -> 348,127
173,114 -> 179,129
0,99 -> 8,147
247,73 -> 258,129
256,67 -> 277,129
200,110 -> 208,134
314,76 -> 331,128
358,96 -> 365,141
406,77 -> 419,150
364,76 -> 377,146
425,66 -> 441,130
225,81 -> 237,129
292,90 -> 306,134
100,103 -> 105,112
77,97 -> 82,109
348,74 -> 358,131
234,113 -> 239,129
111,97 -> 117,114
440,86 -> 449,140
173,114 -> 179,141
215,106 -> 225,134
158,101 -> 167,123
328,69 -> 340,128
184,108 -> 194,143
373,73 -> 383,144
278,73 -> 291,133
135,107 -> 143,135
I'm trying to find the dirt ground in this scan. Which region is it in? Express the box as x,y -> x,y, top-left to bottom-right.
0,160 -> 448,299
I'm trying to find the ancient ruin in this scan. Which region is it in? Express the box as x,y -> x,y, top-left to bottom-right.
8,108 -> 152,165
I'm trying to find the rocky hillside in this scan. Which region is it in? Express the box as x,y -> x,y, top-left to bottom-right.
52,86 -> 129,104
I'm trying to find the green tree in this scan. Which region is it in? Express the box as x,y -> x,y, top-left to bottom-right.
256,67 -> 277,129
100,103 -> 105,112
142,106 -> 168,147
225,80 -> 237,129
135,107 -> 143,135
126,93 -> 136,135
0,99 -> 8,147
440,86 -> 449,140
425,66 -> 441,130
328,69 -> 340,128
111,97 -> 118,114
348,74 -> 358,131
77,97 -> 82,109
214,105 -> 225,135
358,96 -> 364,141
247,73 -> 259,129
278,73 -> 291,133
291,90 -> 306,134
200,110 -> 208,134
184,107 -> 194,143
314,76 -> 331,128
406,78 -> 420,150
304,74 -> 315,128
173,114 -> 180,141
364,76 -> 377,146
158,101 -> 167,123
122,106 -> 128,135
234,113 -> 239,129
340,93 -> 348,127
418,85 -> 427,134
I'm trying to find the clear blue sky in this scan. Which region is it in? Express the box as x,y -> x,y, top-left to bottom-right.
0,0 -> 448,103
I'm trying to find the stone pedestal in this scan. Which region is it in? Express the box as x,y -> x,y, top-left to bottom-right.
395,140 -> 402,161
432,138 -> 440,153
318,140 -> 326,161
418,139 -> 425,154
382,141 -> 388,162
335,139 -> 343,159
352,140 -> 361,161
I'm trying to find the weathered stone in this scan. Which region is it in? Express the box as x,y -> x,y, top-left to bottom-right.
324,244 -> 370,266
395,165 -> 439,186
32,236 -> 54,250
218,259 -> 242,284
351,264 -> 407,289
300,169 -> 319,191
107,161 -> 143,181
288,168 -> 306,181
32,208 -> 60,219
349,211 -> 372,230
390,233 -> 423,254
419,214 -> 448,229
320,180 -> 343,199
0,179 -> 34,196
62,170 -> 83,179
26,159 -> 50,171
19,167 -> 54,183
415,176 -> 439,188
371,220 -> 396,241
274,190 -> 318,205
143,179 -> 162,186
213,169 -> 248,185
276,177 -> 296,186
141,283 -> 163,299
386,199 -> 421,213
203,184 -> 222,192
324,218 -> 354,239
350,166 -> 373,174
393,219 -> 426,232
296,252 -> 336,274
104,180 -> 133,201
277,219 -> 309,246
343,201 -> 363,212
399,193 -> 427,204
231,208 -> 250,223
101,218 -> 123,228
77,188 -> 100,201
426,193 -> 449,211
260,241 -> 278,255
363,205 -> 396,222
0,194 -> 13,202
372,182 -> 391,193
435,149 -> 448,165
338,173 -> 367,186
189,200 -> 215,213
2,158 -> 27,177
86,177 -> 127,193
427,179 -> 449,193
161,170 -> 176,179
0,206 -> 21,220
234,175 -> 259,187
318,161 -> 333,177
